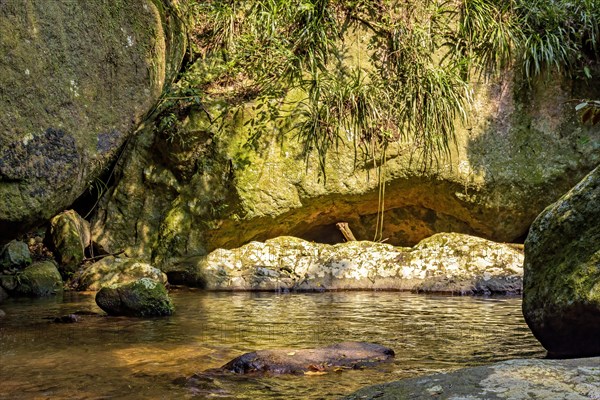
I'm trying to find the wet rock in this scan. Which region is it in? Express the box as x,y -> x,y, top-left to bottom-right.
95,278 -> 174,317
71,256 -> 168,291
0,240 -> 32,269
8,260 -> 63,297
344,357 -> 600,399
221,342 -> 394,374
0,309 -> 5,318
52,314 -> 81,324
523,165 -> 600,358
48,210 -> 90,276
0,0 -> 186,238
166,233 -> 524,294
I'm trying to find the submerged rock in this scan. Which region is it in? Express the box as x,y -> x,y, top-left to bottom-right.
71,256 -> 167,291
48,210 -> 91,276
221,342 -> 394,374
344,357 -> 600,399
0,0 -> 186,238
3,261 -> 63,297
95,278 -> 174,317
523,165 -> 600,358
0,240 -> 31,269
166,233 -> 524,294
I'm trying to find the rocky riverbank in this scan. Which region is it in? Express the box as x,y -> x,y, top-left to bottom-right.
344,357 -> 600,400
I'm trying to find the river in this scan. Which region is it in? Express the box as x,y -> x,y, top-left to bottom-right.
0,289 -> 545,399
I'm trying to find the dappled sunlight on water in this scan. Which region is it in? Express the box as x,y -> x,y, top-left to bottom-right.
0,290 -> 544,399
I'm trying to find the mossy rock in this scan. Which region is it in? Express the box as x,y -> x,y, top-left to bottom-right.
10,260 -> 63,297
0,286 -> 8,303
92,58 -> 600,265
0,240 -> 31,269
71,256 -> 168,291
0,0 -> 186,239
95,278 -> 174,317
523,165 -> 600,358
48,210 -> 90,276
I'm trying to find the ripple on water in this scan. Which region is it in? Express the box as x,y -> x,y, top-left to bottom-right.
0,290 -> 545,399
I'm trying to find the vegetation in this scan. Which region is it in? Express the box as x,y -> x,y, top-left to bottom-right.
154,0 -> 599,240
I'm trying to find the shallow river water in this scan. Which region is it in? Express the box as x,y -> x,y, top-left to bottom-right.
0,289 -> 545,399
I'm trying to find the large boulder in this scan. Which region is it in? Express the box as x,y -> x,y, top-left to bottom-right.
0,0 -> 186,240
95,278 -> 174,317
165,233 -> 524,294
344,357 -> 600,400
1,260 -> 63,297
0,240 -> 31,269
92,62 -> 599,266
48,210 -> 90,276
523,165 -> 600,358
71,256 -> 168,291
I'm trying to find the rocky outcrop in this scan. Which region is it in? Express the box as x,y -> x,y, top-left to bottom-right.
0,0 -> 186,239
0,240 -> 31,269
1,260 -> 63,297
523,165 -> 600,358
344,357 -> 600,399
92,61 -> 600,265
71,256 -> 167,291
95,278 -> 174,317
48,210 -> 90,276
165,233 -> 524,294
219,342 -> 394,374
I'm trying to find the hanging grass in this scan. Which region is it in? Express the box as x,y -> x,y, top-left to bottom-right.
178,0 -> 600,176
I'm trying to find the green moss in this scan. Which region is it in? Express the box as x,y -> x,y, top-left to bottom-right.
13,261 -> 63,297
96,278 -> 174,317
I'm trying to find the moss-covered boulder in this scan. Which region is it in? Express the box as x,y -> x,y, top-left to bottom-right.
0,240 -> 31,269
95,278 -> 174,317
92,59 -> 599,266
523,165 -> 600,358
165,233 -> 523,294
71,256 -> 167,291
3,260 -> 63,297
48,210 -> 90,276
0,0 -> 186,240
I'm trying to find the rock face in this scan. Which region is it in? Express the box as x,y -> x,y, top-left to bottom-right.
0,240 -> 31,269
1,260 -> 63,297
71,256 -> 168,291
0,0 -> 186,239
165,233 -> 524,294
95,278 -> 174,317
522,165 -> 600,358
344,357 -> 600,400
220,342 -> 394,374
48,210 -> 90,276
92,62 -> 600,266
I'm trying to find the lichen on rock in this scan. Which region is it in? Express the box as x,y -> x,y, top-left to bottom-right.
164,233 -> 524,294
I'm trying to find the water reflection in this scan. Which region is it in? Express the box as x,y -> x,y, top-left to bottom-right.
0,290 -> 545,399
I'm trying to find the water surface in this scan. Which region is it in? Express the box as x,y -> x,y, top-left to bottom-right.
0,290 -> 545,399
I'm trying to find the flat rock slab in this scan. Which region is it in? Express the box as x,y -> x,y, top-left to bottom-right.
221,342 -> 395,374
344,357 -> 600,400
